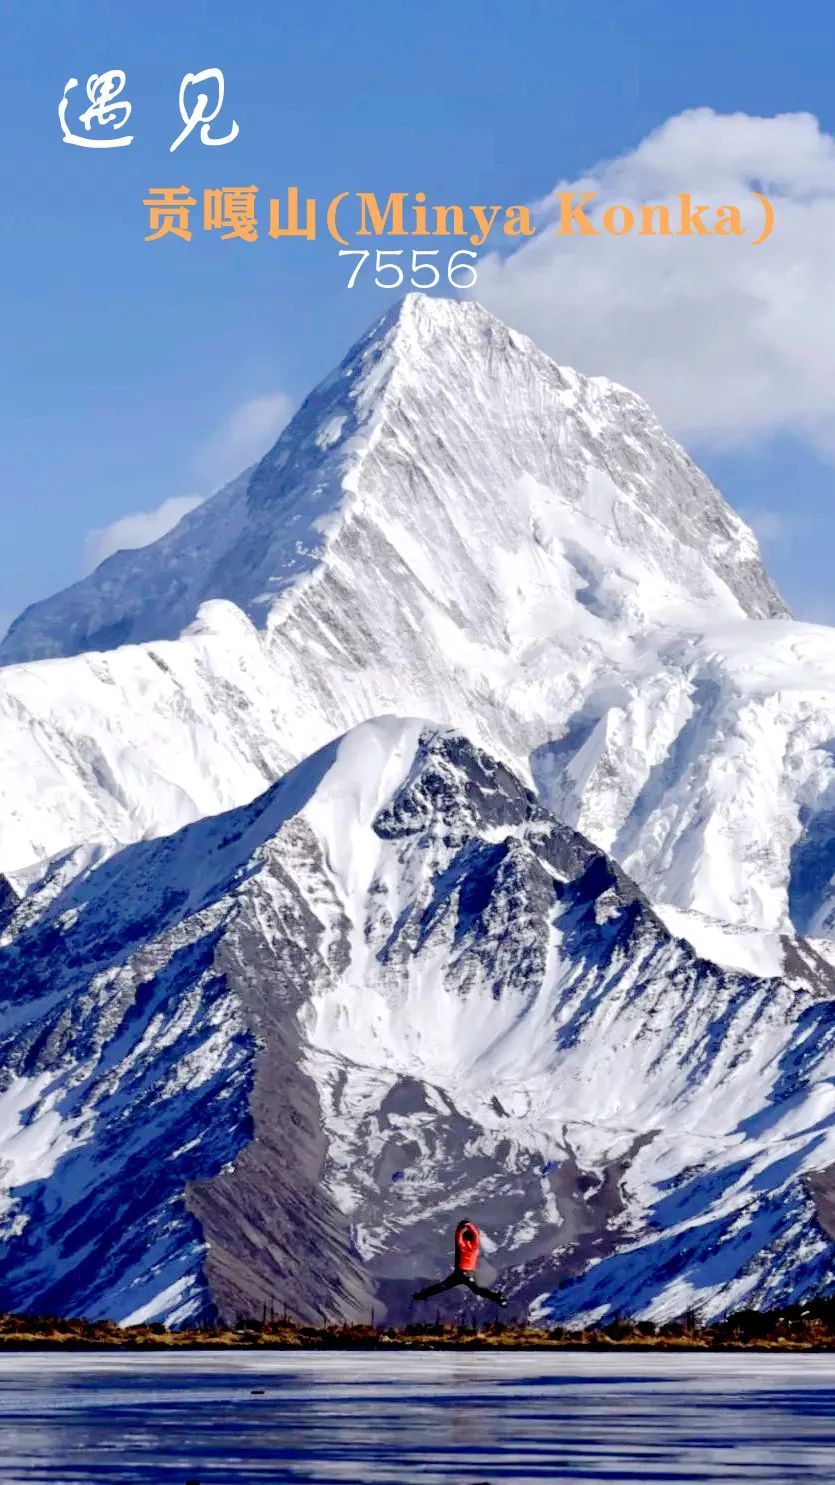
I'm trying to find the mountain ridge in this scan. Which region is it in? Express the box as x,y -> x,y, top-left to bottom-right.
0,294 -> 785,668
0,295 -> 832,958
2,717 -> 835,1327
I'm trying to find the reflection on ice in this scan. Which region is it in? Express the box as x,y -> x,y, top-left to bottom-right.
0,1350 -> 833,1482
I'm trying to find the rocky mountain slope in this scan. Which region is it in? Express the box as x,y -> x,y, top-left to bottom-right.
2,720 -> 835,1328
3,296 -> 835,1328
3,297 -> 833,960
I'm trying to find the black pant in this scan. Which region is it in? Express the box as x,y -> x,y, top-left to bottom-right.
413,1268 -> 505,1303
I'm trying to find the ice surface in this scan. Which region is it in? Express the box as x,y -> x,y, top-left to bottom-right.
0,1352 -> 833,1484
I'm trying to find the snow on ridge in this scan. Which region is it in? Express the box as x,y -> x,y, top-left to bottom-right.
0,295 -> 831,1327
0,293 -> 784,670
0,294 -> 827,947
2,714 -> 834,1326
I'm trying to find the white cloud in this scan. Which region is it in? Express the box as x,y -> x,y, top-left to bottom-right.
83,495 -> 204,572
194,390 -> 293,488
475,109 -> 835,456
82,389 -> 293,575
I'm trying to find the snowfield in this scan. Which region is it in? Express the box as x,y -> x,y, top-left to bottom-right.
4,295 -> 832,958
1,294 -> 835,1325
1,720 -> 835,1325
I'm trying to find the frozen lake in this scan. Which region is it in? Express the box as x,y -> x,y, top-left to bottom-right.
0,1349 -> 833,1482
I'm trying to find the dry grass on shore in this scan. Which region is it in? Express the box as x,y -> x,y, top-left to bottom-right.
2,1299 -> 835,1351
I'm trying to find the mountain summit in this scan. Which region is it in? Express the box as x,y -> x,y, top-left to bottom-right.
0,296 -> 833,956
3,297 -> 835,1328
0,294 -> 784,669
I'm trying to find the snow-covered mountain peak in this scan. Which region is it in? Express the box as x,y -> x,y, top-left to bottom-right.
2,295 -> 835,1333
0,295 -> 827,955
0,293 -> 784,670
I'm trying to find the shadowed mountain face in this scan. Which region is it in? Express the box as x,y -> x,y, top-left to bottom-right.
2,297 -> 835,1330
1,719 -> 835,1328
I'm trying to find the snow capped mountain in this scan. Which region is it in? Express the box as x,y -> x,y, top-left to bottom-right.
0,294 -> 784,667
4,293 -> 835,1328
2,719 -> 835,1327
1,294 -> 833,958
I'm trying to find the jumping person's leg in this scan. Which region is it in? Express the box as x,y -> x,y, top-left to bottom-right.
412,1271 -> 462,1302
461,1274 -> 507,1305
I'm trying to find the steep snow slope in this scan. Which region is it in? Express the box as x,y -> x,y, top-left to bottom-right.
1,295 -> 834,948
1,295 -> 783,666
1,719 -> 835,1326
533,621 -> 835,943
0,602 -> 300,877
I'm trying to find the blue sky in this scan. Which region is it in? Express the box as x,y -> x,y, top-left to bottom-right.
2,0 -> 835,633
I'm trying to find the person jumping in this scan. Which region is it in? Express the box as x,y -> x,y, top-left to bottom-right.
412,1219 -> 507,1305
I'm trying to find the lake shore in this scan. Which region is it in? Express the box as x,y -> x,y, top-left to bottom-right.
2,1301 -> 835,1351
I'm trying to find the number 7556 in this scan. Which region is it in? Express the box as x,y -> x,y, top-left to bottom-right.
339,249 -> 478,289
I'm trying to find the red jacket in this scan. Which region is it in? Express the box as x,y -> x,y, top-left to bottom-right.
455,1220 -> 480,1272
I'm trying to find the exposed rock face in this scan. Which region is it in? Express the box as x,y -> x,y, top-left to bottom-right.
1,719 -> 835,1327
3,295 -> 835,1328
